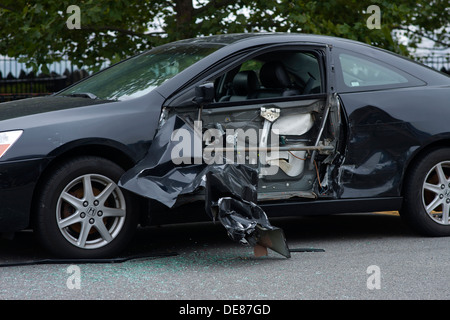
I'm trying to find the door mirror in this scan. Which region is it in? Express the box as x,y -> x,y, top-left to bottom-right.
194,82 -> 215,105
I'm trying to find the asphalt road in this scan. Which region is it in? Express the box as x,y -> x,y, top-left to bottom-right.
1,212 -> 449,301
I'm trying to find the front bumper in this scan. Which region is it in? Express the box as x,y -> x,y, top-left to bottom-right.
0,157 -> 49,232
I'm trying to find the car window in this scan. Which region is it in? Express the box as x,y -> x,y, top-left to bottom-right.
58,43 -> 223,101
339,53 -> 408,87
334,49 -> 425,92
213,50 -> 323,103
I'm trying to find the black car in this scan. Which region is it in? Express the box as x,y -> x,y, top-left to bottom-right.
0,33 -> 449,258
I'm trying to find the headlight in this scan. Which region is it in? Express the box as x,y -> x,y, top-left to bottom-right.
0,130 -> 23,159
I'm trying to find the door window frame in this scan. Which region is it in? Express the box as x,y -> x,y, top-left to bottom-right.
165,43 -> 330,109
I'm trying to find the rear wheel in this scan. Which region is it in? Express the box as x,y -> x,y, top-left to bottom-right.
402,148 -> 450,236
35,156 -> 138,258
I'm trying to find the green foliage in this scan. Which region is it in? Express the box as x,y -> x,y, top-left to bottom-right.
0,0 -> 448,72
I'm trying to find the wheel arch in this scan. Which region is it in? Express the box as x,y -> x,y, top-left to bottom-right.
401,139 -> 450,196
30,139 -> 146,228
400,140 -> 450,236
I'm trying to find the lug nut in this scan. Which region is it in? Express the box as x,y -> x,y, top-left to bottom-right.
83,201 -> 89,207
89,218 -> 95,224
94,200 -> 99,206
80,212 -> 85,218
97,211 -> 103,217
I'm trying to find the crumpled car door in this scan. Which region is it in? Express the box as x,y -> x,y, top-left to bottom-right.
119,45 -> 341,257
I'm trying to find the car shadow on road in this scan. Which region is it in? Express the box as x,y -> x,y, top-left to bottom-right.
0,212 -> 416,264
119,212 -> 417,262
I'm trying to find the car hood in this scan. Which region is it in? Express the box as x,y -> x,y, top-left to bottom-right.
0,95 -> 114,122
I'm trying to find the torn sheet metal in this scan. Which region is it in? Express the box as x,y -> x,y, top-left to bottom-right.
216,197 -> 291,258
119,115 -> 206,208
119,114 -> 290,257
205,165 -> 290,258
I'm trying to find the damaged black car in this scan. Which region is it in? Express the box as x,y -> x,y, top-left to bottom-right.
0,33 -> 449,258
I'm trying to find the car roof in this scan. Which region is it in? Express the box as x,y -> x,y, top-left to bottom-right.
175,32 -> 355,45
155,33 -> 449,98
173,32 -> 397,53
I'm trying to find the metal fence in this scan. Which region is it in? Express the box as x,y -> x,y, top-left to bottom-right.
0,53 -> 448,103
0,77 -> 69,102
0,58 -> 96,102
417,54 -> 450,74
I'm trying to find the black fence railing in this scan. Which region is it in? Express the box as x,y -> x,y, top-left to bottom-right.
0,77 -> 65,102
417,54 -> 450,74
0,57 -> 96,103
0,70 -> 90,103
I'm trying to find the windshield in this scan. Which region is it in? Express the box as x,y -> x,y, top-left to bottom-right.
58,43 -> 223,101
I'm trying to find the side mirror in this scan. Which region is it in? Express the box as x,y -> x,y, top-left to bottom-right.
194,82 -> 215,105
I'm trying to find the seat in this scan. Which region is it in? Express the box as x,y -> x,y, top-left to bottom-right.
219,70 -> 260,102
256,61 -> 300,98
288,53 -> 322,94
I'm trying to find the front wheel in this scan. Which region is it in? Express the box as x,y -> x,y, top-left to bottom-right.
34,156 -> 139,258
402,148 -> 450,236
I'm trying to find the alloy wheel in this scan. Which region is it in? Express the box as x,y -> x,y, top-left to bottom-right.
56,173 -> 127,249
422,161 -> 450,225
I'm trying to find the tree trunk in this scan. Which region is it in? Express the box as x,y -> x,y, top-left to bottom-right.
175,0 -> 195,40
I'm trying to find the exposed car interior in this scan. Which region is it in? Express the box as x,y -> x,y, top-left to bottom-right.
188,49 -> 338,204
214,50 -> 322,102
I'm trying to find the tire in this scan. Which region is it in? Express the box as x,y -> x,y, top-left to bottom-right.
35,156 -> 138,258
402,148 -> 450,236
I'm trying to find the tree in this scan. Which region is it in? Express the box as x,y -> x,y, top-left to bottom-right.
0,0 -> 448,73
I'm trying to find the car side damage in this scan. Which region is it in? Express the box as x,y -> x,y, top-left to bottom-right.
119,84 -> 342,257
119,114 -> 291,257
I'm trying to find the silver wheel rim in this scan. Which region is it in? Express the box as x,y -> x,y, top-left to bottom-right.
56,174 -> 126,249
422,161 -> 450,225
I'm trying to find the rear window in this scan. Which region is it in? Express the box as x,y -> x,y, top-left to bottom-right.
335,49 -> 425,92
339,53 -> 408,87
